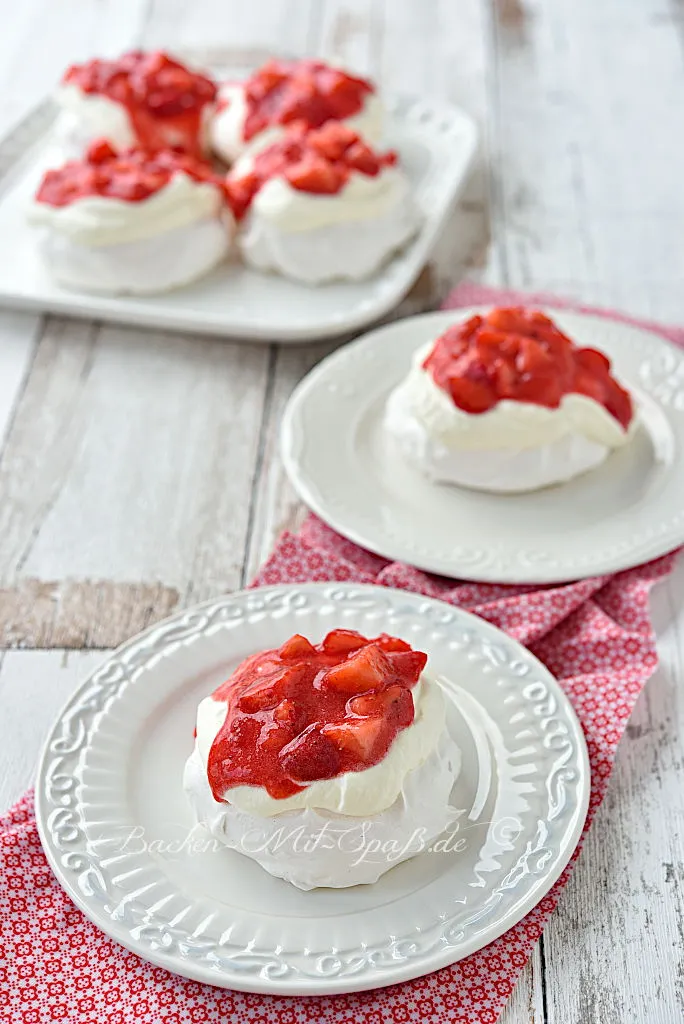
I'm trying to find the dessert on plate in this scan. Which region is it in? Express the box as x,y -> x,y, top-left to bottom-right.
385,306 -> 636,492
210,58 -> 383,165
29,140 -> 233,295
184,628 -> 459,889
227,121 -> 419,284
56,50 -> 217,157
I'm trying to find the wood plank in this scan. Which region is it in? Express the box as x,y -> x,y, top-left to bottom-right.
0,320 -> 270,645
542,561 -> 684,1023
499,950 -> 544,1024
488,0 -> 684,320
0,648 -> 107,810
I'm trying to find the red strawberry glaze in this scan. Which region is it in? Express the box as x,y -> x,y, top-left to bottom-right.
63,50 -> 216,157
35,139 -> 227,207
226,121 -> 397,220
423,307 -> 634,429
206,629 -> 427,802
226,59 -> 374,143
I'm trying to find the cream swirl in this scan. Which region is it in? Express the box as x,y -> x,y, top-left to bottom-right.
28,172 -> 226,247
239,162 -> 408,233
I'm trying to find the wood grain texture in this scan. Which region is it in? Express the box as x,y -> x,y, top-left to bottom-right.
0,648 -> 109,810
487,0 -> 684,320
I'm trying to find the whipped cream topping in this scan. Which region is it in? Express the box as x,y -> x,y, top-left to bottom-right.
29,172 -> 226,247
238,161 -> 408,233
399,342 -> 634,452
210,84 -> 384,164
194,673 -> 445,817
56,83 -> 137,150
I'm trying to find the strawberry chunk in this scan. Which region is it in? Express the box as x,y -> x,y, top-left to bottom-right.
448,375 -> 495,414
374,633 -> 411,653
321,717 -> 385,761
575,347 -> 611,375
284,156 -> 344,193
386,650 -> 427,686
321,643 -> 393,695
320,629 -> 368,655
279,633 -> 316,660
87,138 -> 118,164
345,140 -> 380,176
308,122 -> 356,161
279,726 -> 341,782
348,684 -> 414,726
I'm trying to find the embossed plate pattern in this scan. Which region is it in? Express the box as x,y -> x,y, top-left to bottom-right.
36,583 -> 589,995
281,308 -> 684,582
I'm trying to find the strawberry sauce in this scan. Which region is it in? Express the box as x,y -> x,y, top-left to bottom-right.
206,630 -> 427,801
234,59 -> 374,142
423,307 -> 633,428
63,50 -> 216,157
36,139 -> 227,207
227,121 -> 397,220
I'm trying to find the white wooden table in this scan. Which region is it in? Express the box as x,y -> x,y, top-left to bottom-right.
1,2 -> 683,1020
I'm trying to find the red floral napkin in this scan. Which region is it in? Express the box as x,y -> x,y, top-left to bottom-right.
1,284 -> 681,1024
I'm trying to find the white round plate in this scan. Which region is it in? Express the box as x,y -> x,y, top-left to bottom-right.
36,582 -> 589,995
281,308 -> 684,582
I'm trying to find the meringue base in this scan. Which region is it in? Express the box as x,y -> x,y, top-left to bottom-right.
385,385 -> 611,493
183,730 -> 460,890
238,197 -> 419,285
37,216 -> 231,295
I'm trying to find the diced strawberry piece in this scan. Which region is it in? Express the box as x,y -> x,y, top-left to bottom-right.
476,327 -> 510,352
373,633 -> 411,653
515,372 -> 563,408
321,717 -> 385,761
321,643 -> 393,694
87,139 -> 117,164
515,338 -> 555,375
604,385 -> 633,430
258,720 -> 292,753
492,358 -> 518,398
448,374 -> 495,414
308,122 -> 356,161
320,629 -> 368,656
386,650 -> 427,686
237,664 -> 310,713
485,307 -> 529,333
347,685 -> 414,727
273,698 -> 305,731
573,371 -> 606,404
575,347 -> 611,375
345,141 -> 380,176
279,633 -> 316,660
280,726 -> 341,782
284,157 -> 343,193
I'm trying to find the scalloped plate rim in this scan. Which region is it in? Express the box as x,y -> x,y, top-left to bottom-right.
34,581 -> 590,995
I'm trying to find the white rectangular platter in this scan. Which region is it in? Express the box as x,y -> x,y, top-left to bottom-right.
0,95 -> 476,343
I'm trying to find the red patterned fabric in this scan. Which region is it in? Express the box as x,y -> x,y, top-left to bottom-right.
1,284 -> 681,1024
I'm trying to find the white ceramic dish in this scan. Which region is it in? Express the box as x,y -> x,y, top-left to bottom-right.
36,582 -> 589,995
281,308 -> 684,583
0,95 -> 476,343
